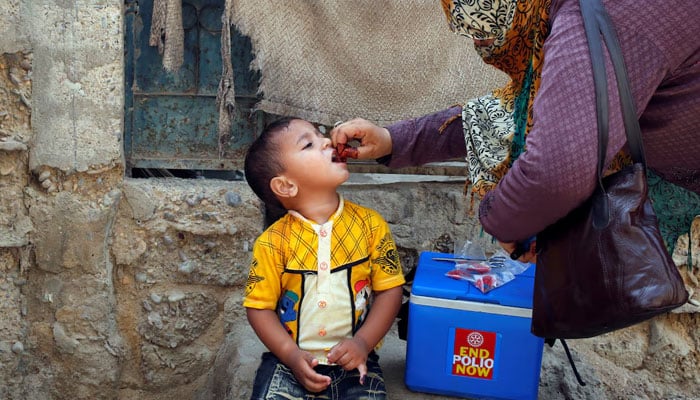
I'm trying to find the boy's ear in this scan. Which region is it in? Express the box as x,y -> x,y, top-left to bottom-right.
270,175 -> 298,198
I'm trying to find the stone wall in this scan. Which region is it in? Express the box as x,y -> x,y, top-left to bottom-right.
1,2 -> 699,400
0,5 -> 488,398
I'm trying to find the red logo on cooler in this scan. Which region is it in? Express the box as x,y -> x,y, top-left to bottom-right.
452,328 -> 496,379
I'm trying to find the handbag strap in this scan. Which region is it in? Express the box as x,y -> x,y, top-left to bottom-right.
579,0 -> 646,228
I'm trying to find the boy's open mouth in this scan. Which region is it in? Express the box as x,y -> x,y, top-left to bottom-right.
332,143 -> 358,163
331,151 -> 344,163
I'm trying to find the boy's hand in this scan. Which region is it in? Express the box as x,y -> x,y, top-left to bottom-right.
326,337 -> 369,384
246,308 -> 331,392
286,349 -> 331,393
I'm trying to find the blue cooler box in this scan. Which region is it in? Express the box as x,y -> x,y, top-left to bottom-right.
405,251 -> 544,400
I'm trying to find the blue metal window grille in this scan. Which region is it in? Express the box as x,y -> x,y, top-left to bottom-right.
124,0 -> 266,176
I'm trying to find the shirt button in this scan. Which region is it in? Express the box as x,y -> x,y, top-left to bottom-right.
318,328 -> 327,337
320,230 -> 327,237
320,262 -> 328,270
318,300 -> 327,308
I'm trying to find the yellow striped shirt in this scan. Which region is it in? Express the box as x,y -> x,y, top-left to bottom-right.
244,196 -> 405,363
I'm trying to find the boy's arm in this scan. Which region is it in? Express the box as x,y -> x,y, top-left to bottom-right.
247,308 -> 331,392
354,286 -> 403,351
326,286 -> 403,373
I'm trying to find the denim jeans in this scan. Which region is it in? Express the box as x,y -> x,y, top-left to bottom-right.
250,351 -> 387,400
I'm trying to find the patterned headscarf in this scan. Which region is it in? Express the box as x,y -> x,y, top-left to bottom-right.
440,0 -> 551,196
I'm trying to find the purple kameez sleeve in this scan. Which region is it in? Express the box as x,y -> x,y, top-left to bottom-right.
478,8 -> 603,242
382,106 -> 466,168
479,0 -> 699,242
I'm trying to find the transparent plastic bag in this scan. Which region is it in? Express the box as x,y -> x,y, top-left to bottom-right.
446,249 -> 531,293
453,239 -> 487,261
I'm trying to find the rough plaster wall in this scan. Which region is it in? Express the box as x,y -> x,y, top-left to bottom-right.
0,0 -> 29,52
0,1 -> 126,398
0,51 -> 32,247
24,183 -> 123,399
0,47 -> 48,400
26,0 -> 124,174
111,178 -> 261,396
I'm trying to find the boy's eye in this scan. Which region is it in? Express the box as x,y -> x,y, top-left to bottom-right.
303,142 -> 313,149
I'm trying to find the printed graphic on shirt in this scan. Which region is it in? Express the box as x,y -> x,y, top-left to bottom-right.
375,234 -> 401,276
278,290 -> 299,335
354,278 -> 372,325
245,258 -> 264,296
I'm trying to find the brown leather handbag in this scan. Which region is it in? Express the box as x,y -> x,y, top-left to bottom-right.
531,0 -> 688,339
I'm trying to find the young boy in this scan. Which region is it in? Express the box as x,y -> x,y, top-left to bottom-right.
243,117 -> 405,399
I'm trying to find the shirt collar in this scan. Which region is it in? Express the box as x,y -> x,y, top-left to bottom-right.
287,194 -> 345,228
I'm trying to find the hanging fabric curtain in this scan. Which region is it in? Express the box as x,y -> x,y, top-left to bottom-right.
151,1 -> 508,136
149,0 -> 184,72
223,0 -> 507,127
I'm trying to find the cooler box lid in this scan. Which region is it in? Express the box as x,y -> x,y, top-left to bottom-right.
412,251 -> 535,309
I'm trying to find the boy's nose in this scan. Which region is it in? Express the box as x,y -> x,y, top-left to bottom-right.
322,137 -> 332,148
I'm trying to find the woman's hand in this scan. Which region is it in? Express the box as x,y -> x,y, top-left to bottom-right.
330,118 -> 393,160
498,239 -> 537,264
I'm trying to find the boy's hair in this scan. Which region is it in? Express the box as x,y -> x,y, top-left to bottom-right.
244,117 -> 296,226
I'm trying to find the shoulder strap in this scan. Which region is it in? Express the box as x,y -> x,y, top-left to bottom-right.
580,0 -> 609,186
580,0 -> 645,166
580,0 -> 646,229
594,2 -> 645,165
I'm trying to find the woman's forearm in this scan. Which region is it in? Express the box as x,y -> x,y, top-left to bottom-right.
383,106 -> 466,168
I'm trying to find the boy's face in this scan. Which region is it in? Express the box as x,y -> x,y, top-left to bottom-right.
277,119 -> 350,192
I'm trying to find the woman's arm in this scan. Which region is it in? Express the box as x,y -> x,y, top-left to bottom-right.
478,10 -> 600,242
478,5 -> 668,241
383,106 -> 467,168
330,106 -> 466,167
